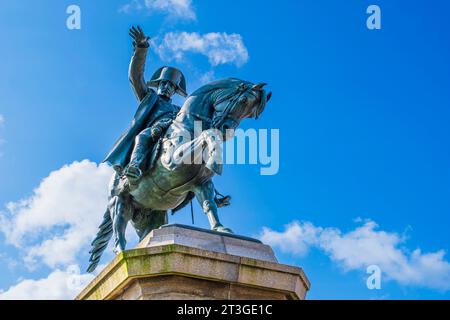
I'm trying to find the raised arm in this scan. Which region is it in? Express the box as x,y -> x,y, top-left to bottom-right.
129,26 -> 151,102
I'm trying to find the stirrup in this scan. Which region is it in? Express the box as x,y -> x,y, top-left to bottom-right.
214,195 -> 231,208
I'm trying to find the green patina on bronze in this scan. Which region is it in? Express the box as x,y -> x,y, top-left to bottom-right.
86,26 -> 271,273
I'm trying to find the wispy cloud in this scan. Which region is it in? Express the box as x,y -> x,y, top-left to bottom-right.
199,70 -> 215,85
0,265 -> 95,300
152,32 -> 249,67
0,160 -> 113,269
0,114 -> 4,126
260,220 -> 450,291
119,0 -> 196,21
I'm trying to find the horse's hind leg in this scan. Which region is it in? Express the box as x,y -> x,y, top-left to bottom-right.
109,195 -> 131,254
194,180 -> 233,233
131,209 -> 168,241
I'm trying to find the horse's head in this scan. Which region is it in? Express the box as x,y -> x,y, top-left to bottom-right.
209,79 -> 272,139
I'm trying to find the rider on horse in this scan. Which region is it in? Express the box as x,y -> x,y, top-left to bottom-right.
103,26 -> 187,185
103,25 -> 230,206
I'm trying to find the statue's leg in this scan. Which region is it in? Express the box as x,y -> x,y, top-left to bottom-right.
131,209 -> 168,241
194,180 -> 233,233
125,127 -> 154,182
198,129 -> 223,175
110,195 -> 131,253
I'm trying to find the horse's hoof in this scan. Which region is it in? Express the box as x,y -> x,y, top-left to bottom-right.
214,226 -> 234,234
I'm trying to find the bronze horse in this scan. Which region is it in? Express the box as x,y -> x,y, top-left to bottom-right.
87,78 -> 271,272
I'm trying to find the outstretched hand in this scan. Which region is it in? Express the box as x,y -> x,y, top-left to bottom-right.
129,25 -> 150,48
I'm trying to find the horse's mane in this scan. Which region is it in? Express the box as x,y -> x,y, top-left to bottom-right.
190,78 -> 252,96
190,78 -> 267,120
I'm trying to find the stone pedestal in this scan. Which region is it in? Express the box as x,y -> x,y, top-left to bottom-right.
76,224 -> 310,300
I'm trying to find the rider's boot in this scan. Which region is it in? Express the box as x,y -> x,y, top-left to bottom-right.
124,124 -> 164,184
124,136 -> 152,184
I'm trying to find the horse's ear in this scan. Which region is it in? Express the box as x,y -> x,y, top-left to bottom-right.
252,83 -> 267,91
254,90 -> 269,119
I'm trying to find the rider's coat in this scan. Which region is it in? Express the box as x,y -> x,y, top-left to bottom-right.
103,45 -> 179,171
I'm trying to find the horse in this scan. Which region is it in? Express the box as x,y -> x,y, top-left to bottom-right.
87,78 -> 271,272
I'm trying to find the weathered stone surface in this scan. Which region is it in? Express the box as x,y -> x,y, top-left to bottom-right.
137,224 -> 278,263
140,276 -> 230,300
119,281 -> 142,300
77,224 -> 310,300
229,284 -> 288,300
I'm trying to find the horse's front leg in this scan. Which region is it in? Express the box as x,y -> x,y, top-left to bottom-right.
109,195 -> 132,254
194,180 -> 233,233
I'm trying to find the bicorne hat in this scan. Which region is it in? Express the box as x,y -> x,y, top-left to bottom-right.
147,66 -> 187,97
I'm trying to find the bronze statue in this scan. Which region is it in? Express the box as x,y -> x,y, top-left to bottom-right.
103,26 -> 187,185
87,26 -> 271,272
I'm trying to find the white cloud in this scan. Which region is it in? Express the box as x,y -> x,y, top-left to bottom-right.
120,0 -> 196,21
0,265 -> 95,300
0,114 -> 4,126
0,160 -> 113,268
260,221 -> 319,256
153,31 -> 249,67
260,220 -> 450,290
199,70 -> 215,85
119,0 -> 143,13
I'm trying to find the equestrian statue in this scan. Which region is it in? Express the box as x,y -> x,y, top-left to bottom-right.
87,26 -> 271,272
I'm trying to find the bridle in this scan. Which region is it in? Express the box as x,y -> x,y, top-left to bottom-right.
175,82 -> 260,129
211,83 -> 256,129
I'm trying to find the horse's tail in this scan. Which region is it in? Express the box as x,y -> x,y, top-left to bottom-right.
86,207 -> 113,273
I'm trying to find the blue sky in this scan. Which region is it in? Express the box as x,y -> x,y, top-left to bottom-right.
0,0 -> 450,299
